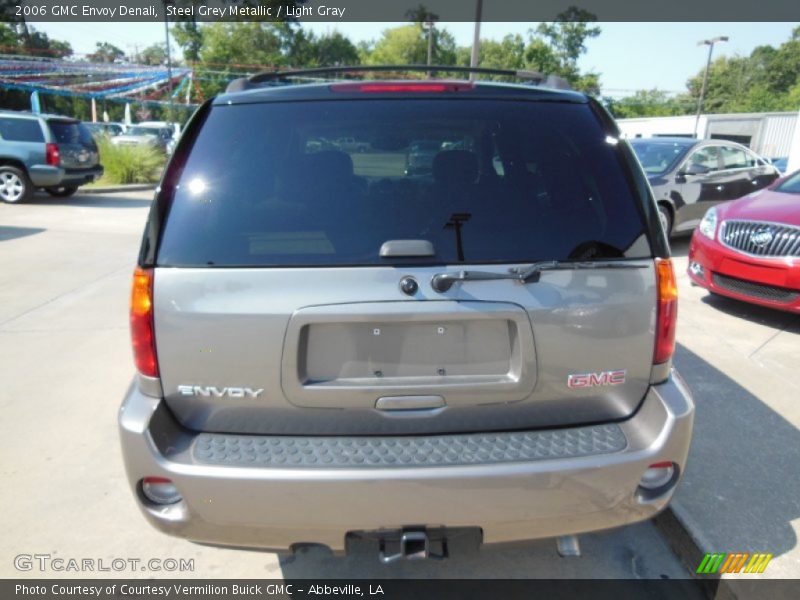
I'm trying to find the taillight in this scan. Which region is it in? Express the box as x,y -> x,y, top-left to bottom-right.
654,258 -> 678,364
330,81 -> 474,93
130,267 -> 158,377
45,143 -> 60,166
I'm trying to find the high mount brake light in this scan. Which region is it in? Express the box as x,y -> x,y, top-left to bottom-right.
654,258 -> 678,364
130,267 -> 159,377
329,82 -> 475,93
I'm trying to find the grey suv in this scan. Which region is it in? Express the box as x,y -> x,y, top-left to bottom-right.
120,66 -> 693,560
0,111 -> 103,203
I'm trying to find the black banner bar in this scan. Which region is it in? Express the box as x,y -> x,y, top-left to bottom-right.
2,0 -> 799,23
5,579 -> 800,600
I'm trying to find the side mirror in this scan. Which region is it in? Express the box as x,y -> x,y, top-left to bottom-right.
683,163 -> 710,176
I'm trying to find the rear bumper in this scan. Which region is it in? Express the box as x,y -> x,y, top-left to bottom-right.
119,373 -> 694,552
60,165 -> 104,187
688,231 -> 800,313
28,164 -> 103,188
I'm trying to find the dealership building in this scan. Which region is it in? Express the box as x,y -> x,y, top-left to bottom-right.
616,111 -> 798,160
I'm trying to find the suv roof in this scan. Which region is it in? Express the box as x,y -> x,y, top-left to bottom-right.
217,79 -> 587,106
219,64 -> 584,105
0,110 -> 78,122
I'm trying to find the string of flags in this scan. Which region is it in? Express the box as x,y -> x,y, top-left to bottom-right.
0,54 -> 201,110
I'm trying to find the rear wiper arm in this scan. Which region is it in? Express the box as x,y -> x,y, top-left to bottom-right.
430,261 -> 647,293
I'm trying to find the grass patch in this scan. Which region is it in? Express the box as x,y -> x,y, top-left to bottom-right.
96,137 -> 166,184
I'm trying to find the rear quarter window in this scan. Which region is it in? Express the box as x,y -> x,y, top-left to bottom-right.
157,99 -> 651,267
0,118 -> 44,142
48,121 -> 95,147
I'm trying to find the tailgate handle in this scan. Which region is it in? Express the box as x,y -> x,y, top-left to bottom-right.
375,396 -> 445,411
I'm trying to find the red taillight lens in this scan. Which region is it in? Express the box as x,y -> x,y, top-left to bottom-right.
130,267 -> 158,377
654,258 -> 678,364
330,82 -> 474,93
45,143 -> 60,166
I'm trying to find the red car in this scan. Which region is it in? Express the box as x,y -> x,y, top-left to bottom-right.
688,168 -> 800,313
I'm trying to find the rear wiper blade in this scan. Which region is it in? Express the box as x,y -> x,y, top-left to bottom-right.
430,261 -> 647,293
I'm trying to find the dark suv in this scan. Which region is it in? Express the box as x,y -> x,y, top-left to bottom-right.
120,67 -> 693,560
0,111 -> 103,203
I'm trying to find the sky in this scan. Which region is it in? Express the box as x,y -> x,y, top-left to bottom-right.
35,21 -> 798,97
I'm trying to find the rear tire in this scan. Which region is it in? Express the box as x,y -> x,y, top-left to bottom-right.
657,204 -> 673,238
0,165 -> 32,204
45,185 -> 79,198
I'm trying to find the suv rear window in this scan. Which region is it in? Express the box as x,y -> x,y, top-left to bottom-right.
158,100 -> 650,267
0,118 -> 44,142
48,120 -> 95,146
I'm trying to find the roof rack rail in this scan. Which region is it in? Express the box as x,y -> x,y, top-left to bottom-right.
225,65 -> 572,94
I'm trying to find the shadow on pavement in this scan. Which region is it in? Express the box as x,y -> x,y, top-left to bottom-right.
26,192 -> 152,208
278,525 -> 700,583
698,292 -> 800,331
672,343 -> 799,562
0,226 -> 45,242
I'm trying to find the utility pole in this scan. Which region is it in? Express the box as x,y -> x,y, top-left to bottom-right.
163,1 -> 175,124
694,36 -> 728,139
426,20 -> 434,66
469,0 -> 483,81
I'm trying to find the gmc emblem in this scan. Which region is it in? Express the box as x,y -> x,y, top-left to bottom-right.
567,370 -> 626,389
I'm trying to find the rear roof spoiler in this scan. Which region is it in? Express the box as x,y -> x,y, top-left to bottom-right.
225,65 -> 573,94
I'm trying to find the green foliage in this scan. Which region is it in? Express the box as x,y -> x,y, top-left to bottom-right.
462,34 -> 527,72
200,22 -> 292,67
173,20 -> 203,62
95,137 -> 165,185
0,23 -> 72,57
686,37 -> 800,113
363,23 -> 457,67
135,43 -> 168,66
612,27 -> 800,118
604,89 -> 693,119
454,10 -> 601,91
88,42 -> 125,63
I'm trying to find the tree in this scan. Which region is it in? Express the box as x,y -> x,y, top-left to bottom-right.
527,7 -> 601,93
363,23 -> 457,67
200,22 -> 292,67
136,43 -> 168,66
291,31 -> 359,67
88,42 -> 125,63
0,22 -> 72,57
173,20 -> 203,62
605,89 -> 690,119
683,27 -> 800,114
466,34 -> 527,71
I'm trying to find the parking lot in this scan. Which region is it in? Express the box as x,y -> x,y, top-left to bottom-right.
0,190 -> 797,585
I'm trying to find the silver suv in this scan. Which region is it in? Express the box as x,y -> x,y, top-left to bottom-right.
120,67 -> 693,560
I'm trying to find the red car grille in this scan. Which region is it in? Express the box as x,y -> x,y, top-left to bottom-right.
720,220 -> 800,257
712,272 -> 799,304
